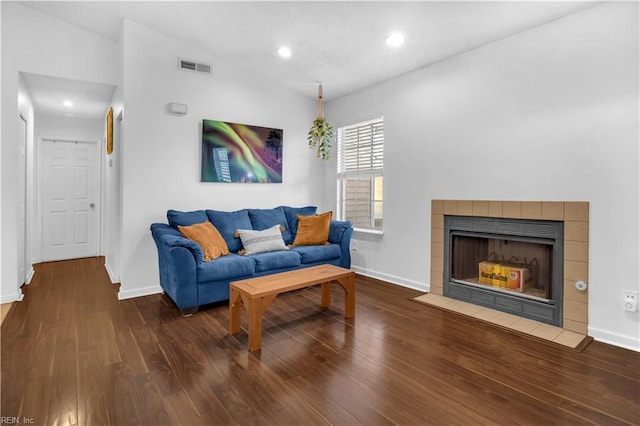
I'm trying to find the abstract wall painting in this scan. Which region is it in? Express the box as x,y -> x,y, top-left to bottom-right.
201,119 -> 283,183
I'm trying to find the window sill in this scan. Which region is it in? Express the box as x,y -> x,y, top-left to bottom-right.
353,228 -> 384,236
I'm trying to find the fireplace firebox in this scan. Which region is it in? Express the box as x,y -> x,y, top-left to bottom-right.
444,216 -> 563,326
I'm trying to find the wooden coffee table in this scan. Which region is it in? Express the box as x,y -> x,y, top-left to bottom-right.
229,264 -> 355,351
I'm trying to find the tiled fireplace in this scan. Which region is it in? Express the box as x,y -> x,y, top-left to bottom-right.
430,200 -> 589,335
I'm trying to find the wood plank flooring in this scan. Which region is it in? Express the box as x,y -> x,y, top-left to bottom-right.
1,257 -> 639,425
0,303 -> 13,324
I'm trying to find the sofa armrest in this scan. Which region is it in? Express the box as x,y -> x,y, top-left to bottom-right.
329,220 -> 353,269
165,246 -> 199,310
151,223 -> 204,264
150,223 -> 200,310
328,220 -> 352,243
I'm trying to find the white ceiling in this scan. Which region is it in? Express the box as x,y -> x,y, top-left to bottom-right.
20,1 -> 597,117
21,72 -> 116,120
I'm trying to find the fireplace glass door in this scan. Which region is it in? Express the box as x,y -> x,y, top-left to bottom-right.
450,234 -> 553,301
443,216 -> 563,326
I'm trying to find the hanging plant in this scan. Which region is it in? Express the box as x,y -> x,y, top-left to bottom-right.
307,83 -> 334,160
308,117 -> 333,160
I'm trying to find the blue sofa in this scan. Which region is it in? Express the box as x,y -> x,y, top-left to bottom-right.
150,206 -> 353,314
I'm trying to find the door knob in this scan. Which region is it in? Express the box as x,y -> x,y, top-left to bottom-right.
90,203 -> 95,208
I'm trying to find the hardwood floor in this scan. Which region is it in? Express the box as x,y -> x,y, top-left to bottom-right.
2,257 -> 639,425
0,303 -> 12,324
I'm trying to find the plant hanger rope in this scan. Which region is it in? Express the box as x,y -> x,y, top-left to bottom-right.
316,83 -> 325,119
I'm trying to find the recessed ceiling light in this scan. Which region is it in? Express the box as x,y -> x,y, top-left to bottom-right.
277,46 -> 292,58
63,100 -> 73,108
385,32 -> 405,47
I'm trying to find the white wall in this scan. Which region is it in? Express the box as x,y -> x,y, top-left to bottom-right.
35,114 -> 104,141
104,90 -> 124,283
104,23 -> 125,284
118,20 -> 320,299
1,2 -> 118,302
324,3 -> 639,350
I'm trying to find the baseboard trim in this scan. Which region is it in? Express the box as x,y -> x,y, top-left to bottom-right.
352,266 -> 429,292
25,267 -> 35,284
589,326 -> 640,352
118,285 -> 163,301
104,262 -> 120,284
1,293 -> 24,304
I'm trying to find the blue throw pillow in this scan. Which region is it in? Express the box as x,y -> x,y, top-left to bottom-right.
248,207 -> 292,244
281,206 -> 317,243
206,209 -> 252,253
167,210 -> 208,229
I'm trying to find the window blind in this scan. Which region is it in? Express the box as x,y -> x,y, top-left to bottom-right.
337,117 -> 384,177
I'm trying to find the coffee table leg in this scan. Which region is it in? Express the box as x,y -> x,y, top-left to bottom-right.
337,273 -> 356,318
247,296 -> 278,352
321,282 -> 331,308
246,298 -> 262,351
229,287 -> 242,335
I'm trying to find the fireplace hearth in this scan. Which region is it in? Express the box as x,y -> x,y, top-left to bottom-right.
444,216 -> 563,326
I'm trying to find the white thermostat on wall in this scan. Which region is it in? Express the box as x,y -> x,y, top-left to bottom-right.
168,103 -> 187,115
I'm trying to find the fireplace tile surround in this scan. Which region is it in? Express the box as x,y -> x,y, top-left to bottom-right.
430,200 -> 589,335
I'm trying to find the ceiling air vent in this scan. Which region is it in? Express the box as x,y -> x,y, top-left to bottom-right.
179,58 -> 211,75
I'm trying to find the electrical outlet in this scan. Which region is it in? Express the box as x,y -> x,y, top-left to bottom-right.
351,240 -> 358,252
623,290 -> 638,312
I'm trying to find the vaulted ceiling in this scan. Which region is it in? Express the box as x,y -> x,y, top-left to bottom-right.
18,1 -> 596,117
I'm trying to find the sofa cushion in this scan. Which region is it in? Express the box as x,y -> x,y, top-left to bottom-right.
178,221 -> 229,261
281,206 -> 317,244
196,253 -> 255,283
236,225 -> 288,255
206,209 -> 252,253
250,250 -> 301,272
290,244 -> 341,264
292,211 -> 332,246
248,207 -> 293,243
167,209 -> 208,228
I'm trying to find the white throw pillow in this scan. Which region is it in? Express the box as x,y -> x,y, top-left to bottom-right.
236,224 -> 288,255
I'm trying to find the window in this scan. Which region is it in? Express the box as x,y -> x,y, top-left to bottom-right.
337,116 -> 384,232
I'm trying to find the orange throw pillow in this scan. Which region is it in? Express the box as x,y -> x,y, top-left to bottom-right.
178,221 -> 229,261
292,211 -> 332,246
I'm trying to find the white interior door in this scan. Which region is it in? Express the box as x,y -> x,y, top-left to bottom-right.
18,115 -> 27,283
41,139 -> 99,261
